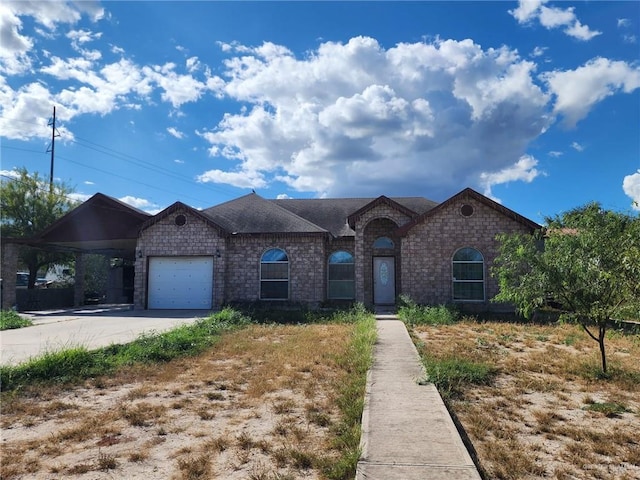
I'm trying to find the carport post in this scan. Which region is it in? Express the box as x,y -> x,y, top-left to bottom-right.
74,253 -> 86,307
1,242 -> 19,309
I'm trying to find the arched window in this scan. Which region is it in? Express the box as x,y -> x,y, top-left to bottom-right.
260,248 -> 289,300
452,247 -> 484,301
373,236 -> 394,249
328,251 -> 355,299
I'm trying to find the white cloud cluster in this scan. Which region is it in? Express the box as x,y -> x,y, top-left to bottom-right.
196,36 -> 557,198
623,170 -> 640,211
1,4 -> 639,201
543,58 -> 640,127
510,0 -> 601,41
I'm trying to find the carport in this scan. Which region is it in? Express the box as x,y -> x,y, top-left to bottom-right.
1,194 -> 150,311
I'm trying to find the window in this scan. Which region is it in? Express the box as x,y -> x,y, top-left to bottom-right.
328,251 -> 355,299
260,248 -> 289,300
373,236 -> 394,249
452,247 -> 484,301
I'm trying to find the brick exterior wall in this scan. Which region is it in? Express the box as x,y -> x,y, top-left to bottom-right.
134,194 -> 534,312
135,209 -> 226,309
225,234 -> 328,305
400,193 -> 532,309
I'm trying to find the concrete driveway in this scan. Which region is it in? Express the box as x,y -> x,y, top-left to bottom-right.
0,305 -> 210,366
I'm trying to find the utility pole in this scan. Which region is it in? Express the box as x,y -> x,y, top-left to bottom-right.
46,106 -> 59,193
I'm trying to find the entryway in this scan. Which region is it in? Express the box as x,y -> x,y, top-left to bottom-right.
373,257 -> 395,305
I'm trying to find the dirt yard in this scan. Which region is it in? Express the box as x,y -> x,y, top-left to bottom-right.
413,321 -> 640,480
1,323 -> 356,480
2,319 -> 638,480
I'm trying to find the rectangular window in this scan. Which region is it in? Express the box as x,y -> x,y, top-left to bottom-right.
260,248 -> 289,300
328,253 -> 355,300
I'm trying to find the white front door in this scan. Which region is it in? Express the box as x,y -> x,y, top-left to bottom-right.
373,257 -> 395,305
148,256 -> 214,309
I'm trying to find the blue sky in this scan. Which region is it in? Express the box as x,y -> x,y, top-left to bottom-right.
1,1 -> 639,224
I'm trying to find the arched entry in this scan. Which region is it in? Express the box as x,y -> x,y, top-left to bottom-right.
363,218 -> 400,306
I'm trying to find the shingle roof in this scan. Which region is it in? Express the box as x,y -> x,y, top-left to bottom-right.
272,197 -> 437,237
203,193 -> 327,235
198,192 -> 444,237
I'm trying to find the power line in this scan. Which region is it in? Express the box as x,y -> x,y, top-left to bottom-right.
1,116 -> 241,203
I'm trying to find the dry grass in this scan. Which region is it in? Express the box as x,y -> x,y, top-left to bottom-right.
413,320 -> 640,480
0,323 -> 358,479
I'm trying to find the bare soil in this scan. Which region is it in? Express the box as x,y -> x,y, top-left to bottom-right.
413,321 -> 640,480
1,323 -> 353,480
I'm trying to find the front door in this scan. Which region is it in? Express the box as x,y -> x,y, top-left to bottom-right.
373,257 -> 395,305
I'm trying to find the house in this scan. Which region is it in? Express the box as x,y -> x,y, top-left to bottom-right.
1,187 -> 541,312
134,187 -> 540,310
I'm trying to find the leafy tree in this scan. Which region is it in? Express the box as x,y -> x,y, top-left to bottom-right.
0,168 -> 78,288
492,203 -> 640,374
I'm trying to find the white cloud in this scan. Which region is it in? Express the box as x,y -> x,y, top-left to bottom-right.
174,159 -> 185,164
276,193 -> 292,199
543,57 -> 640,126
197,169 -> 267,189
617,18 -> 631,28
83,180 -> 95,185
198,37 -> 551,198
623,170 -> 640,210
548,151 -> 563,157
118,195 -> 160,213
531,46 -> 547,58
69,192 -> 92,202
167,127 -> 185,139
0,169 -> 21,180
0,1 -> 104,74
142,63 -> 213,108
479,155 -> 543,202
571,141 -> 584,152
510,1 -> 601,41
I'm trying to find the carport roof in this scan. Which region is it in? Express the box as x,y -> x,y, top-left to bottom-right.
28,193 -> 151,258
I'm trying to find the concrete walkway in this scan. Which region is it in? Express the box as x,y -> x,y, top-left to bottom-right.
356,316 -> 481,480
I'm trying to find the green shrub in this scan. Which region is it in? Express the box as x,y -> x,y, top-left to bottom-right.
398,295 -> 458,326
0,310 -> 32,330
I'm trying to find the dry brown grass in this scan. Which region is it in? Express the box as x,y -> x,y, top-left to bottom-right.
0,323 -> 354,479
413,320 -> 640,480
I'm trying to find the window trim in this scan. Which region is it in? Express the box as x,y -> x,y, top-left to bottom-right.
260,248 -> 289,300
327,250 -> 355,300
452,247 -> 485,302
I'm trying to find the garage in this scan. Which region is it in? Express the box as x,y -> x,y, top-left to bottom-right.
148,256 -> 214,309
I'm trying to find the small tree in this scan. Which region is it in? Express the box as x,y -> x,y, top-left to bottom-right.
0,168 -> 78,288
492,203 -> 640,374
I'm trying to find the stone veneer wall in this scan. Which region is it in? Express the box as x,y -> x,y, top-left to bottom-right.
401,193 -> 534,309
224,234 -> 327,305
353,205 -> 411,305
134,209 -> 225,309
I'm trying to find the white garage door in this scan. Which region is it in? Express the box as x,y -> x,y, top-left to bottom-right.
148,256 -> 214,309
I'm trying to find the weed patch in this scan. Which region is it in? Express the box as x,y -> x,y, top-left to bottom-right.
0,310 -> 32,330
0,308 -> 250,392
398,295 -> 458,326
